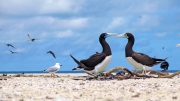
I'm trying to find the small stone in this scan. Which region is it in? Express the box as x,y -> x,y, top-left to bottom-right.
172,96 -> 177,99
46,96 -> 53,99
132,92 -> 140,97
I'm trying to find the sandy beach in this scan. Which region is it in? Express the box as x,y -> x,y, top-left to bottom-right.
0,73 -> 180,101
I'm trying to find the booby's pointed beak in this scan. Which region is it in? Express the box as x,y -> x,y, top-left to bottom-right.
114,33 -> 128,38
106,33 -> 119,37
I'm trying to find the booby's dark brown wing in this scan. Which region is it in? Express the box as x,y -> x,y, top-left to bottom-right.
80,53 -> 106,68
132,52 -> 164,67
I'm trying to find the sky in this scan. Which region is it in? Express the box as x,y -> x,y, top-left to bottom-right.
0,0 -> 180,71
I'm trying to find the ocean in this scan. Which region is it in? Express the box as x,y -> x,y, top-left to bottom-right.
0,70 -> 179,74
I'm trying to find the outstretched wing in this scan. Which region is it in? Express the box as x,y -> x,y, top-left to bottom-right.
48,51 -> 56,58
9,50 -> 13,53
80,53 -> 106,67
28,34 -> 32,40
9,44 -> 15,48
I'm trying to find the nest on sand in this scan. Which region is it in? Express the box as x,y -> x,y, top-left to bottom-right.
83,66 -> 180,80
71,66 -> 180,80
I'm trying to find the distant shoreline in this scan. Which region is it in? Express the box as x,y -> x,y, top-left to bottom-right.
0,70 -> 179,74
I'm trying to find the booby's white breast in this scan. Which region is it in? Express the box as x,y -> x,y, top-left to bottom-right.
90,55 -> 112,73
126,57 -> 152,71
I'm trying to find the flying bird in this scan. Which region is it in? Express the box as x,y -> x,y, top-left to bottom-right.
70,33 -> 116,75
47,51 -> 56,58
5,44 -> 15,48
110,33 -> 167,74
28,34 -> 39,42
9,50 -> 21,54
43,63 -> 62,78
139,16 -> 142,18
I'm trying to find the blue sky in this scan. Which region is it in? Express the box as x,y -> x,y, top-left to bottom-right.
0,0 -> 180,71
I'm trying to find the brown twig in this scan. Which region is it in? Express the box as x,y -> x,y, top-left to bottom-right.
158,71 -> 180,78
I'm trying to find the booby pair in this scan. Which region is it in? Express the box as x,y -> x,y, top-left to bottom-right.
111,33 -> 168,74
70,33 -> 115,74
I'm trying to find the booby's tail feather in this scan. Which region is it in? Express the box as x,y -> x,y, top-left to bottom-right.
72,66 -> 82,70
70,54 -> 91,70
70,54 -> 83,70
153,57 -> 168,61
70,54 -> 81,65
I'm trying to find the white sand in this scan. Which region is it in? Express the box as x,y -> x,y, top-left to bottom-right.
0,74 -> 180,101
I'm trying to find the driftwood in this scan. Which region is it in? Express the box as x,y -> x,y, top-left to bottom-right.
74,66 -> 180,80
102,66 -> 180,80
1,66 -> 180,80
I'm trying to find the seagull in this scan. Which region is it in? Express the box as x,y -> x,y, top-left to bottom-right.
43,63 -> 62,78
9,50 -> 21,54
28,34 -> 39,42
47,51 -> 56,59
5,44 -> 15,48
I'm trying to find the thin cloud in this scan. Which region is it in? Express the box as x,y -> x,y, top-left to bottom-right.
106,17 -> 126,30
61,49 -> 72,56
11,17 -> 89,30
55,30 -> 73,38
39,0 -> 84,14
155,33 -> 168,38
176,44 -> 180,47
0,0 -> 84,15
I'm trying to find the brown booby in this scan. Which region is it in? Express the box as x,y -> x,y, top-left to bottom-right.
70,33 -> 115,74
112,33 -> 167,74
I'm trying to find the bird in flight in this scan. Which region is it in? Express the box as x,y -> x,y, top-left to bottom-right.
5,44 -> 15,48
139,16 -> 142,18
9,50 -> 21,54
28,34 -> 39,42
47,51 -> 56,58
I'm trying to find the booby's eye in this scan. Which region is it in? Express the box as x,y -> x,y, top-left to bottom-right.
104,33 -> 108,38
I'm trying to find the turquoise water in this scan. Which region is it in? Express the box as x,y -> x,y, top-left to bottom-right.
0,70 -> 179,74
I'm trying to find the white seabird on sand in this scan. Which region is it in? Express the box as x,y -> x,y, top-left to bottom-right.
43,63 -> 62,78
